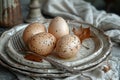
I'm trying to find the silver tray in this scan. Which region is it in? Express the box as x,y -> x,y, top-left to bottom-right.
0,20 -> 112,77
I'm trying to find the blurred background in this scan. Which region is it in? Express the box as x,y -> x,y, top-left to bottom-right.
85,0 -> 120,15
20,0 -> 120,19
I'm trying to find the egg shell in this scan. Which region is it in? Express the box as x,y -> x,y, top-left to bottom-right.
23,22 -> 46,45
28,32 -> 56,56
55,34 -> 81,59
48,16 -> 69,40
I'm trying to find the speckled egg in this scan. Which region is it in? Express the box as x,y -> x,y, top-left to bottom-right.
55,34 -> 81,59
48,16 -> 69,40
22,22 -> 46,45
28,32 -> 56,56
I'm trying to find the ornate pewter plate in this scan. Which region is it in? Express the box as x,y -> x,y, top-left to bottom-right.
0,20 -> 112,77
6,20 -> 104,68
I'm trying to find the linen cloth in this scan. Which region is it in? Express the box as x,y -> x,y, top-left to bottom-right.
0,0 -> 120,80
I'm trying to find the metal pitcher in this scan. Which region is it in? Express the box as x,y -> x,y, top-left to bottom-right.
0,0 -> 23,28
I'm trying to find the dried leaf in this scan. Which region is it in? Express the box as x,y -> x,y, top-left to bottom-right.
72,25 -> 90,43
24,53 -> 43,62
102,65 -> 111,73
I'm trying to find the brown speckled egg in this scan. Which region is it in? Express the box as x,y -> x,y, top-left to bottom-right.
28,32 -> 56,56
48,16 -> 69,40
55,34 -> 81,59
23,22 -> 46,45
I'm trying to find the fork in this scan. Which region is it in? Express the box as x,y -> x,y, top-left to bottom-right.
10,31 -> 92,80
11,32 -> 80,74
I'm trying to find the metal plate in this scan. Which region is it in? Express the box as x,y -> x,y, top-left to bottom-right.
7,20 -> 104,68
0,20 -> 112,77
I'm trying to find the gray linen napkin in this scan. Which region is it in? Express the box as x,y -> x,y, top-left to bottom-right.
43,0 -> 120,30
0,0 -> 120,80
